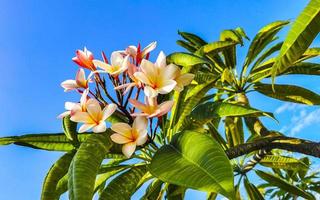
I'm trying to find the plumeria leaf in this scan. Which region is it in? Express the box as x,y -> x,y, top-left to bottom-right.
243,177 -> 264,200
260,155 -> 309,171
41,151 -> 75,200
271,0 -> 320,78
178,31 -> 207,48
68,132 -> 113,200
62,116 -> 79,145
254,83 -> 320,105
150,131 -> 235,199
255,170 -> 315,199
99,165 -> 147,200
141,179 -> 164,200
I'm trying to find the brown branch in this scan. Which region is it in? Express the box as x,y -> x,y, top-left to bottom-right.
226,136 -> 320,159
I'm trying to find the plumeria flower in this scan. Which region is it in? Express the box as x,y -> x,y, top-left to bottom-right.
110,116 -> 148,158
93,52 -> 129,77
126,42 -> 157,64
134,52 -> 178,97
58,89 -> 89,118
70,98 -> 117,133
72,47 -> 96,71
114,63 -> 142,94
153,51 -> 195,92
129,97 -> 174,118
61,69 -> 92,92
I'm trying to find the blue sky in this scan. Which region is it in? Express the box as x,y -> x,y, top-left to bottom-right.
1,0 -> 319,199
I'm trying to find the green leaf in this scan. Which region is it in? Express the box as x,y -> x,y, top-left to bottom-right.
243,177 -> 264,200
271,0 -> 320,77
260,155 -> 309,171
251,42 -> 283,70
149,131 -> 235,199
225,117 -> 244,147
176,40 -> 197,53
141,179 -> 164,200
281,62 -> 320,76
196,41 -> 237,56
166,184 -> 186,200
178,31 -> 207,48
174,79 -> 216,133
254,83 -> 320,105
0,132 -> 122,153
41,151 -> 75,200
62,116 -> 79,145
68,132 -> 113,200
255,170 -> 315,199
99,165 -> 147,200
245,20 -> 289,68
0,133 -> 86,151
166,52 -> 208,69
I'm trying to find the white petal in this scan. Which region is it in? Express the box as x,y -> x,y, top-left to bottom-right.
111,51 -> 124,67
163,64 -> 180,79
93,60 -> 112,73
136,130 -> 148,146
110,133 -> 132,144
122,142 -> 137,158
86,99 -> 102,121
140,59 -> 157,81
65,102 -> 77,110
158,80 -> 176,94
92,122 -> 106,133
155,51 -> 166,68
142,41 -> 157,57
102,103 -> 117,120
132,116 -> 148,132
78,124 -> 95,133
58,111 -> 71,118
111,123 -> 132,136
70,112 -> 93,123
176,73 -> 195,86
134,72 -> 151,85
61,80 -> 78,91
144,86 -> 158,98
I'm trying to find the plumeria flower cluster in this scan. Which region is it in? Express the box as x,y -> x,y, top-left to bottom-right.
59,42 -> 194,157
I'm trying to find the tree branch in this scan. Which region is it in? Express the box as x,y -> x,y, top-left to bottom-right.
226,136 -> 320,159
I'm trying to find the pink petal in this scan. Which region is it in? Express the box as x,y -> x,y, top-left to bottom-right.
129,99 -> 147,112
157,100 -> 174,117
61,80 -> 78,91
134,72 -> 151,85
142,42 -> 157,57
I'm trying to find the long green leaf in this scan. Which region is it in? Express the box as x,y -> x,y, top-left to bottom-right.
255,170 -> 315,199
260,155 -> 309,171
178,31 -> 207,48
271,0 -> 320,77
243,177 -> 264,200
254,83 -> 320,105
68,132 -> 112,200
166,52 -> 209,70
99,165 -> 147,200
41,151 -> 75,200
149,131 -> 235,199
62,116 -> 79,145
245,20 -> 289,68
141,179 -> 164,200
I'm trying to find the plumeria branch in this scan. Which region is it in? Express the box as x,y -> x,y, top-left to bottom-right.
226,136 -> 320,159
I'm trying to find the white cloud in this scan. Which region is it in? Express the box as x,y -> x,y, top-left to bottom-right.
289,109 -> 320,136
275,103 -> 306,114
